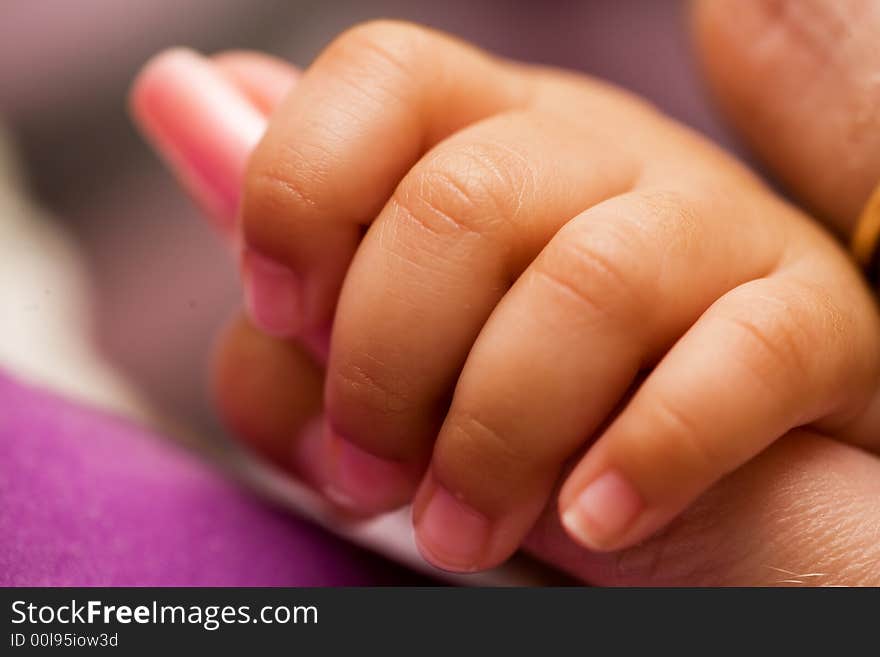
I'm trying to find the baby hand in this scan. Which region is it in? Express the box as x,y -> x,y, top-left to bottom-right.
133,23 -> 880,573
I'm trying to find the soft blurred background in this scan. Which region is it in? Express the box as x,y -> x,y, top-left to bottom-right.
0,0 -> 741,440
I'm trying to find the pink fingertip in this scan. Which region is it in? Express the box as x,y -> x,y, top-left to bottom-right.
242,249 -> 303,338
130,48 -> 267,231
562,469 -> 643,550
415,484 -> 489,573
291,417 -> 329,486
321,428 -> 415,515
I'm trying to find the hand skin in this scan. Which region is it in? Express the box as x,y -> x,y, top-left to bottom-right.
692,0 -> 880,239
131,20 -> 880,584
218,318 -> 880,586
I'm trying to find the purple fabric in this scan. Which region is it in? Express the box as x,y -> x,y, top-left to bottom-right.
0,372 -> 423,586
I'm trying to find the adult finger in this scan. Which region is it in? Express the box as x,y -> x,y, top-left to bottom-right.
692,0 -> 880,236
526,429 -> 880,586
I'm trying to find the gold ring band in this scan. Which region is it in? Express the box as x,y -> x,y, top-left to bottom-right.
851,182 -> 880,269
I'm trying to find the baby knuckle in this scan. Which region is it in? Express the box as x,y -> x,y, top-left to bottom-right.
631,189 -> 703,244
649,392 -> 720,470
393,144 -> 521,238
535,225 -> 644,324
438,410 -> 531,493
724,301 -> 813,387
243,149 -> 326,237
330,351 -> 414,421
792,281 -> 854,346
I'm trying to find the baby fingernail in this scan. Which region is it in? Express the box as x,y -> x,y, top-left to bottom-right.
242,250 -> 302,338
290,417 -> 327,485
562,469 -> 643,550
415,485 -> 489,572
130,48 -> 266,231
321,429 -> 414,515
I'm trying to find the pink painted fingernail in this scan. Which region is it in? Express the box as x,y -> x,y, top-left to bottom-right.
242,249 -> 302,338
321,428 -> 415,515
291,417 -> 328,486
130,48 -> 266,232
415,485 -> 489,572
562,469 -> 643,550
